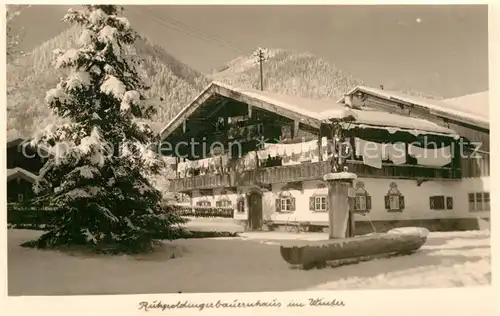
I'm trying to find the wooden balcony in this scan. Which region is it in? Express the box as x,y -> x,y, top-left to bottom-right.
169,173 -> 232,192
169,160 -> 458,192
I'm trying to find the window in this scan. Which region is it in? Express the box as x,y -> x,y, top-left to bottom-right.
176,193 -> 191,204
215,199 -> 232,207
17,194 -> 24,203
469,192 -> 490,211
281,198 -> 292,211
236,196 -> 245,213
446,197 -> 454,210
384,182 -> 405,212
430,196 -> 453,210
354,181 -> 371,213
275,190 -> 296,213
309,195 -> 328,212
196,200 -> 211,207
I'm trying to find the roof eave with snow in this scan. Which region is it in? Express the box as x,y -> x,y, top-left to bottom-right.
7,167 -> 39,184
339,86 -> 489,130
160,82 -> 462,143
160,81 -> 357,140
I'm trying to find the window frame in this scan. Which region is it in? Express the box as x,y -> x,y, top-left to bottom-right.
354,182 -> 371,213
468,192 -> 490,212
280,197 -> 292,212
276,190 -> 295,213
196,200 -> 212,207
385,182 -> 405,212
236,196 -> 245,213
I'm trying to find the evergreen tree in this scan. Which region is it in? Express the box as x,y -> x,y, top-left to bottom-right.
26,5 -> 187,252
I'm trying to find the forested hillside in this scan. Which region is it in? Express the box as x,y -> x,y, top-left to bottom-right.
7,31 -> 441,140
210,48 -> 441,101
7,26 -> 209,139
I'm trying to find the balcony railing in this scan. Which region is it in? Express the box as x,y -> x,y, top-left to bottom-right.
169,173 -> 232,192
169,160 -> 458,192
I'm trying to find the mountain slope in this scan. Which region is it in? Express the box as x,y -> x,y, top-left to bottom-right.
210,48 -> 441,101
7,35 -> 443,140
6,26 -> 209,139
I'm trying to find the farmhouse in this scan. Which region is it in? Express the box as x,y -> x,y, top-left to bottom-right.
160,82 -> 490,233
6,138 -> 47,203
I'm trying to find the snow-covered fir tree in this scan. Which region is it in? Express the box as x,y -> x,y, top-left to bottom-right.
27,5 -> 187,252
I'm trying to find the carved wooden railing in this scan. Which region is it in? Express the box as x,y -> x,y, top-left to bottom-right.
169,160 -> 458,192
169,173 -> 232,192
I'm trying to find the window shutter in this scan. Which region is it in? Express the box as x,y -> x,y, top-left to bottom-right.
290,197 -> 296,211
429,196 -> 435,209
446,197 -> 453,210
399,195 -> 405,210
366,195 -> 372,210
348,197 -> 355,212
384,195 -> 390,209
326,196 -> 330,211
309,197 -> 315,210
275,199 -> 280,213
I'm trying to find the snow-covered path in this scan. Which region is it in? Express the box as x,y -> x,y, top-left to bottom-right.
239,230 -> 491,290
8,229 -> 490,295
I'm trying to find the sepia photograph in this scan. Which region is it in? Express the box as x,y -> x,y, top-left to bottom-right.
3,2 -> 494,307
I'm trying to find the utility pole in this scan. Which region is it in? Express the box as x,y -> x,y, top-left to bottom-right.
253,47 -> 268,91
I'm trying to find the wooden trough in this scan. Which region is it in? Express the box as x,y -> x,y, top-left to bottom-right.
280,227 -> 429,270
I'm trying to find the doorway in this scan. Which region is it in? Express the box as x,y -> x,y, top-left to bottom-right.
247,190 -> 263,230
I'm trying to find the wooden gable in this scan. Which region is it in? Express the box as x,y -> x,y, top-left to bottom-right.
160,82 -> 333,142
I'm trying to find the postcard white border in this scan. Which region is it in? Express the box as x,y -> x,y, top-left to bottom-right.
1,1 -> 498,315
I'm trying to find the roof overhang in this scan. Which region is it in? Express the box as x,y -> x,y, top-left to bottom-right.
339,86 -> 489,130
7,138 -> 26,149
6,137 -> 51,157
160,82 -> 463,144
160,81 -> 357,141
7,167 -> 39,184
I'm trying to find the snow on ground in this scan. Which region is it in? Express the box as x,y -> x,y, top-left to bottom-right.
7,228 -> 490,295
183,217 -> 245,233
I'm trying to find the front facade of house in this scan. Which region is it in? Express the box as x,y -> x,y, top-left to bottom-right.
6,138 -> 46,204
162,82 -> 490,233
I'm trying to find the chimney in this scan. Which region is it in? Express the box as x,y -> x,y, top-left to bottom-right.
380,85 -> 384,90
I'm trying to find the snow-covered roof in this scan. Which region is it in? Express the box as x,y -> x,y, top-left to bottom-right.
161,81 -> 461,141
444,91 -> 489,120
7,167 -> 39,183
7,138 -> 26,149
346,108 -> 458,138
224,83 -> 354,121
6,137 -> 52,157
339,86 -> 489,130
160,81 -> 357,140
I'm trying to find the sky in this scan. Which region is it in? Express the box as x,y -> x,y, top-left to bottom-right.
10,4 -> 488,98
